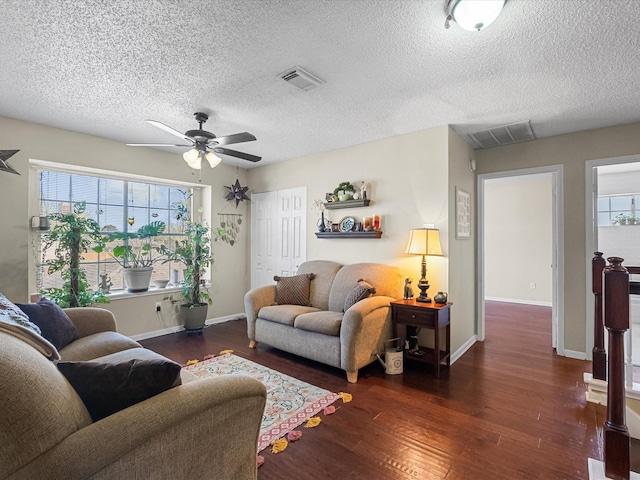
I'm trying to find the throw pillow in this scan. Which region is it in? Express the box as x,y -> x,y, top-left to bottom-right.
344,279 -> 376,312
58,358 -> 183,421
273,273 -> 315,306
0,292 -> 41,335
17,298 -> 79,350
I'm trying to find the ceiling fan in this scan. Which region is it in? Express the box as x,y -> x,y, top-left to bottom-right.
127,112 -> 261,169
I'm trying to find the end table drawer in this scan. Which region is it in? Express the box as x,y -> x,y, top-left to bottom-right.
394,306 -> 436,327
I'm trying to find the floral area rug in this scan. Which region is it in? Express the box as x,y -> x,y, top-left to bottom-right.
183,353 -> 340,452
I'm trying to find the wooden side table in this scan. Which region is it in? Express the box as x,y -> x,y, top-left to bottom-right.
390,299 -> 451,378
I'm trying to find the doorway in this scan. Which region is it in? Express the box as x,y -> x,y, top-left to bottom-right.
477,166 -> 564,354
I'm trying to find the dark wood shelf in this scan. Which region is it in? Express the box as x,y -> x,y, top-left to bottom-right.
315,230 -> 382,239
324,199 -> 370,210
403,346 -> 450,366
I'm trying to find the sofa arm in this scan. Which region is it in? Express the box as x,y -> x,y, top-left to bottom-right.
244,285 -> 276,342
340,296 -> 395,373
11,375 -> 267,480
63,307 -> 117,338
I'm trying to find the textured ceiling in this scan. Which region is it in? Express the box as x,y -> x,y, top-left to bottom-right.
1,0 -> 639,168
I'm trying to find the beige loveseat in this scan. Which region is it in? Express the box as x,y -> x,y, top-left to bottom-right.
244,261 -> 403,383
1,307 -> 266,480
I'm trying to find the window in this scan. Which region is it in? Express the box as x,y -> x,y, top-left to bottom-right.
37,169 -> 196,293
597,194 -> 640,226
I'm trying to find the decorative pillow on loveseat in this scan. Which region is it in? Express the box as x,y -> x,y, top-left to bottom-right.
17,298 -> 79,349
58,358 -> 182,421
273,273 -> 315,306
344,279 -> 376,312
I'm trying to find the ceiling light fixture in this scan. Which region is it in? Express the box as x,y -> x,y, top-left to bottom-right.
444,0 -> 506,31
183,147 -> 222,170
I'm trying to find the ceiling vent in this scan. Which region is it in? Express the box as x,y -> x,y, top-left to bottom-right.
467,121 -> 536,149
278,66 -> 324,91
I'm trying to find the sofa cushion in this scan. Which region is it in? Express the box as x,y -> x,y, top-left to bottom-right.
58,357 -> 182,421
329,263 -> 403,312
344,279 -> 376,312
297,261 -> 343,310
294,310 -> 344,336
0,292 -> 41,335
17,298 -> 79,349
59,331 -> 141,361
274,273 -> 315,306
259,305 -> 320,326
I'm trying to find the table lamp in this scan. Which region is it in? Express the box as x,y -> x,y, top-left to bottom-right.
405,228 -> 443,303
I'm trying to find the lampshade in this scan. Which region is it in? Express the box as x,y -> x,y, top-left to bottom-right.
183,149 -> 201,169
405,228 -> 443,256
205,151 -> 222,168
446,0 -> 505,31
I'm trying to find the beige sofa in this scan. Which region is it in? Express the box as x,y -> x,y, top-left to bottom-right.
244,261 -> 403,383
1,307 -> 267,480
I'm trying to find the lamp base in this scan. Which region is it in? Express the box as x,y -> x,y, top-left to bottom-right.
416,293 -> 432,303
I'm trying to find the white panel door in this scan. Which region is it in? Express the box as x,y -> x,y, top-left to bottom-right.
251,191 -> 277,289
251,187 -> 306,288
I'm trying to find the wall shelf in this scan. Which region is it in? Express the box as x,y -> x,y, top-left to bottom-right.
324,199 -> 370,210
315,230 -> 382,239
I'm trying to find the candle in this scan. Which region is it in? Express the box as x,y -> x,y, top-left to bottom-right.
363,217 -> 372,230
373,214 -> 380,230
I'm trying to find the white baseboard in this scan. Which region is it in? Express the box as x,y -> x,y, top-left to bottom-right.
451,335 -> 477,365
563,349 -> 587,360
130,313 -> 246,341
484,296 -> 552,307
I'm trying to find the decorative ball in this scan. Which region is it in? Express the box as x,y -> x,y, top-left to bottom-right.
353,193 -> 360,200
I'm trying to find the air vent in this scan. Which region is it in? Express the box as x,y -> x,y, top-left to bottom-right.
278,66 -> 324,91
467,121 -> 536,149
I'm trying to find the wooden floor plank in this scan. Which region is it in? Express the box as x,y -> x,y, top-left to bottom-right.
140,301 -> 604,479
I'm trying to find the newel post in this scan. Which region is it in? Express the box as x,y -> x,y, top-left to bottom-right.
592,252 -> 607,380
604,256 -> 630,480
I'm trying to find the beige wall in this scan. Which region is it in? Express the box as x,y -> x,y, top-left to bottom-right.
247,126 -> 477,357
476,122 -> 640,354
0,115 -> 249,337
484,174 -> 553,304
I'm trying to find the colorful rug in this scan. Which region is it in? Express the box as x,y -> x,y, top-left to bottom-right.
183,353 -> 340,452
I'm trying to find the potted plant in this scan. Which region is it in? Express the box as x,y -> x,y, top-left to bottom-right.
333,181 -> 356,201
39,201 -> 109,307
158,222 -> 213,333
614,213 -> 630,225
102,221 -> 167,292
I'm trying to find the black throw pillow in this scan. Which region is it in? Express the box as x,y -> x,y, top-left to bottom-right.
17,298 -> 79,349
58,358 -> 182,421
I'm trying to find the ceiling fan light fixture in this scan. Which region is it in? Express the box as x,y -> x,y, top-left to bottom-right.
445,0 -> 505,31
183,149 -> 202,169
205,151 -> 222,168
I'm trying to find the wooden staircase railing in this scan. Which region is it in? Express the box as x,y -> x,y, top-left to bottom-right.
591,254 -> 640,479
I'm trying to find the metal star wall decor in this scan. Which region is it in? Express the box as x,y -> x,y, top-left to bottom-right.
0,150 -> 20,175
225,179 -> 250,207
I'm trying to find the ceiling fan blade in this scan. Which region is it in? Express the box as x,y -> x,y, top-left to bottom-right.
126,143 -> 192,147
212,147 -> 261,163
146,120 -> 194,143
210,132 -> 256,146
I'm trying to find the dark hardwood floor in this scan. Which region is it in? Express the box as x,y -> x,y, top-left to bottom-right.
140,301 -> 604,479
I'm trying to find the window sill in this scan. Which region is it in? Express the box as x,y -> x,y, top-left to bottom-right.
107,285 -> 183,301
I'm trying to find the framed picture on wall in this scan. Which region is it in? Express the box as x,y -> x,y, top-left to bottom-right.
456,187 -> 471,239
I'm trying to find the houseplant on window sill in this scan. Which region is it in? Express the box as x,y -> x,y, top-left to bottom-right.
158,222 -> 215,333
102,221 -> 167,292
39,201 -> 110,307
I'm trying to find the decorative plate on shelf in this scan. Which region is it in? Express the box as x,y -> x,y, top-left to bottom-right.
338,216 -> 356,232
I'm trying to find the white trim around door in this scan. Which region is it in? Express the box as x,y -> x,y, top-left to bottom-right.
477,165 -> 565,355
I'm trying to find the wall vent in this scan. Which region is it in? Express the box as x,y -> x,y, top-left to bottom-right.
278,66 -> 324,91
467,121 -> 536,149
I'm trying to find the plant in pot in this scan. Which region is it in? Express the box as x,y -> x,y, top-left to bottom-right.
39,201 -> 110,307
333,181 -> 356,201
102,221 -> 167,292
158,222 -> 213,333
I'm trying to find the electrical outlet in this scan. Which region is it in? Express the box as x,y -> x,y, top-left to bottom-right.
530,282 -> 536,289
155,302 -> 162,312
